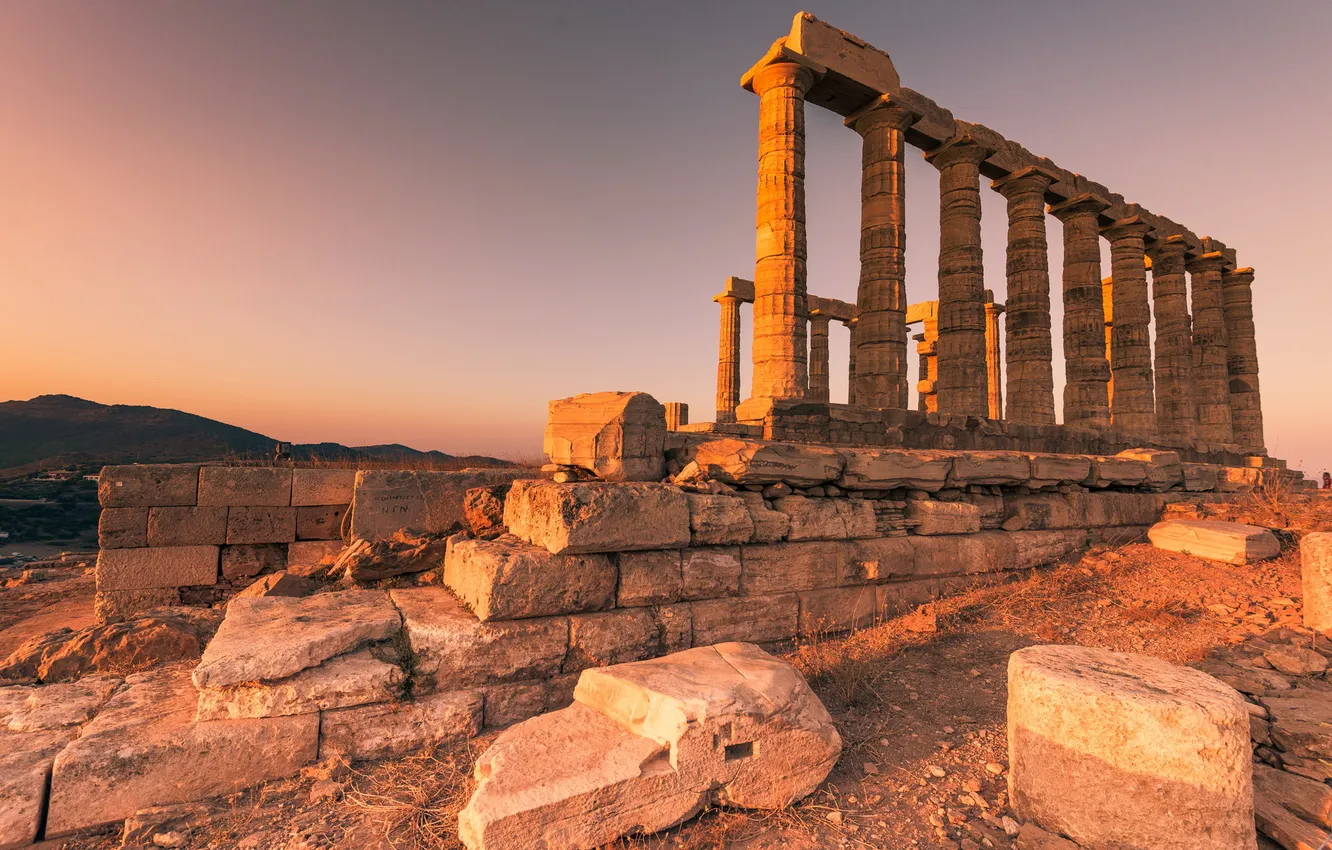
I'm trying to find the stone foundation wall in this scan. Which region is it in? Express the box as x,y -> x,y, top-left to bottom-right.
95,465 -> 355,622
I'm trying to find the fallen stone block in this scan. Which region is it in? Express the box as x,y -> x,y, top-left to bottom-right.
290,468 -> 356,507
98,506 -> 148,549
392,588 -> 568,689
96,545 -> 219,591
98,464 -> 199,508
0,729 -> 72,849
0,610 -> 219,684
458,642 -> 840,850
197,466 -> 292,507
504,480 -> 690,555
1008,644 -> 1255,850
689,438 -> 844,487
335,532 -> 449,582
1015,823 -> 1081,849
195,647 -> 402,720
0,675 -> 121,732
226,506 -> 297,544
1148,520 -> 1280,565
286,540 -> 343,575
686,494 -> 754,545
906,500 -> 981,535
1301,533 -> 1332,635
564,605 -> 691,674
950,451 -> 1030,486
350,468 -> 527,540
220,543 -> 286,580
1263,688 -> 1332,759
319,689 -> 483,761
1253,785 -> 1327,850
838,449 -> 951,491
1026,454 -> 1092,488
94,587 -> 179,624
234,570 -> 314,600
147,506 -> 228,547
690,594 -> 798,646
543,391 -> 667,482
45,664 -> 317,836
296,504 -> 346,540
1253,763 -> 1332,829
464,485 -> 510,539
445,535 -> 615,621
193,590 -> 401,688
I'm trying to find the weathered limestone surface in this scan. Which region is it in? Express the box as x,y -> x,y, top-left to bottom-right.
0,675 -> 121,732
504,480 -> 691,555
220,542 -> 286,580
616,550 -> 683,608
1102,219 -> 1156,436
46,664 -> 318,836
319,690 -> 483,761
350,468 -> 526,540
839,448 -> 951,491
691,594 -> 799,646
740,541 -> 846,595
714,294 -> 742,423
192,590 -> 401,688
1026,454 -> 1092,487
1188,253 -> 1236,444
93,587 -> 179,624
737,493 -> 790,543
926,137 -> 990,417
993,167 -> 1057,425
458,643 -> 840,850
951,451 -> 1030,486
290,468 -> 356,507
194,647 -> 402,721
798,585 -> 880,634
296,504 -> 346,540
808,314 -> 831,402
1301,533 -> 1332,635
0,729 -> 71,850
691,438 -> 844,486
481,675 -> 578,729
99,464 -> 200,508
686,494 -> 754,546
1050,195 -> 1112,430
773,496 -> 875,541
1147,237 -> 1198,442
444,536 -> 616,621
1148,520 -> 1279,565
1222,268 -> 1265,452
197,467 -> 292,507
682,548 -> 743,601
1086,456 -> 1148,488
749,61 -> 815,401
913,532 -> 1016,576
146,506 -> 228,547
98,506 -> 148,549
907,500 -> 981,535
848,536 -> 915,582
286,539 -> 344,573
234,570 -> 314,599
984,292 -> 1004,419
225,506 -> 297,544
96,546 -> 218,591
564,606 -> 691,674
544,392 -> 668,482
1008,645 -> 1255,850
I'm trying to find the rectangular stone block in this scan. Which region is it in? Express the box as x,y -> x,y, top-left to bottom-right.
543,391 -> 667,482
98,507 -> 148,549
1086,456 -> 1148,488
691,593 -> 798,646
689,438 -> 844,486
285,540 -> 343,574
950,452 -> 1031,486
798,585 -> 880,636
320,690 -> 483,761
391,588 -> 569,689
291,468 -> 356,507
98,464 -> 199,508
616,550 -> 683,607
504,480 -> 690,555
911,533 -> 1016,577
351,469 -> 527,540
848,537 -> 915,583
877,578 -> 953,618
226,507 -> 297,544
444,536 -> 615,621
220,543 -> 287,580
738,492 -> 790,543
1004,493 -> 1086,530
563,605 -> 691,674
1148,520 -> 1280,565
96,546 -> 219,591
147,506 -> 228,547
94,588 -> 180,624
686,494 -> 754,545
195,648 -> 404,721
1084,493 -> 1162,527
681,547 -> 742,601
480,675 -> 577,729
1011,530 -> 1089,570
907,501 -> 982,535
838,449 -> 952,491
295,505 -> 346,540
1026,454 -> 1092,487
1182,463 -> 1221,492
739,541 -> 850,596
197,467 -> 292,507
45,664 -> 318,837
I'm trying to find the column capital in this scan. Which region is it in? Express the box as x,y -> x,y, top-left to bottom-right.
844,93 -> 922,135
1100,215 -> 1154,242
990,164 -> 1060,198
1185,251 -> 1228,274
1048,192 -> 1112,222
748,59 -> 817,97
712,292 -> 742,305
1222,267 -> 1256,284
923,134 -> 993,170
1145,233 -> 1193,261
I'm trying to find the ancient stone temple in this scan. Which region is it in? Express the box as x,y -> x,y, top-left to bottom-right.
705,12 -> 1273,470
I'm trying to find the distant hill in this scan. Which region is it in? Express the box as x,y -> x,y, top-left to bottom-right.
0,395 -> 512,478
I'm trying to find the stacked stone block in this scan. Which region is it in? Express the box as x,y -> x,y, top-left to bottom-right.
95,465 -> 354,622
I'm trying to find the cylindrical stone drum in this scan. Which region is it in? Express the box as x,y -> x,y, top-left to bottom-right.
1302,532 -> 1332,634
1008,644 -> 1256,849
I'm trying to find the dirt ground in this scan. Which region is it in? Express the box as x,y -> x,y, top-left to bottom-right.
27,490 -> 1332,850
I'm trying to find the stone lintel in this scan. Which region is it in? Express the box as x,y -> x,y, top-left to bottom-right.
807,294 -> 855,323
1048,192 -> 1113,221
715,276 -> 755,304
990,164 -> 1061,197
740,38 -> 827,95
1100,215 -> 1154,241
922,133 -> 994,168
905,300 -> 938,326
983,290 -> 1005,312
1145,233 -> 1196,259
893,87 -> 958,151
777,12 -> 902,117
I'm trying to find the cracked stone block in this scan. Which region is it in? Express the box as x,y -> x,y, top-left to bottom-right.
504,480 -> 690,555
543,391 -> 667,482
194,648 -> 402,720
0,729 -> 72,849
950,452 -> 1030,486
444,535 -> 615,621
906,501 -> 981,535
1148,520 -> 1279,565
318,689 -> 483,761
838,449 -> 952,491
686,494 -> 753,546
689,438 -> 844,487
290,468 -> 356,507
98,464 -> 199,508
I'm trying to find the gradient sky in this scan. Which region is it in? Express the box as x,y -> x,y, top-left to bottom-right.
5,1 -> 1330,471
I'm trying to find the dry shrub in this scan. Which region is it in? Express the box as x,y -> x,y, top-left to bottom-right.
342,742 -> 477,850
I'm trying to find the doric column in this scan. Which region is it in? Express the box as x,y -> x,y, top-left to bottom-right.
914,333 -> 930,412
848,97 -> 918,409
664,403 -> 688,431
750,62 -> 815,400
1145,236 -> 1197,443
808,313 -> 831,403
915,317 -> 939,413
984,292 -> 1004,420
845,318 -> 858,405
924,136 -> 992,417
1186,252 -> 1234,444
713,294 -> 742,423
1101,217 -> 1157,436
1102,276 -> 1114,408
1222,266 -> 1265,452
1049,194 -> 1112,430
991,166 -> 1058,425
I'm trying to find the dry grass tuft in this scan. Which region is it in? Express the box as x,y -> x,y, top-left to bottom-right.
342,743 -> 477,850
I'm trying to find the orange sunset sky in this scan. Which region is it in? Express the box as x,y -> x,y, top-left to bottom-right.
5,2 -> 1331,472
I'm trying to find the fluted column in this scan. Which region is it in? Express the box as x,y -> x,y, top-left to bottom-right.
1145,236 -> 1197,442
714,294 -> 742,422
1222,267 -> 1265,452
1186,252 -> 1234,444
845,318 -> 858,405
914,333 -> 930,412
848,98 -> 917,409
1049,194 -> 1112,430
750,62 -> 815,400
915,318 -> 939,413
991,166 -> 1058,425
808,314 -> 831,403
1102,218 -> 1156,436
984,292 -> 1004,420
925,137 -> 991,416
